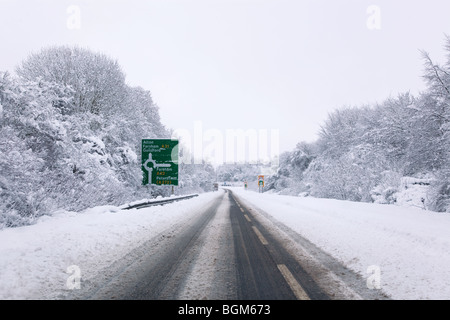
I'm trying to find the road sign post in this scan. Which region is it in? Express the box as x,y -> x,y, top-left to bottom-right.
258,175 -> 264,193
142,139 -> 179,187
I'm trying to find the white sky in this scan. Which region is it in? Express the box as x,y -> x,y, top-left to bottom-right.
2,0 -> 450,157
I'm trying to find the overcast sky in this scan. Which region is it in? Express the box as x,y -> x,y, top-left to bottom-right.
2,0 -> 450,157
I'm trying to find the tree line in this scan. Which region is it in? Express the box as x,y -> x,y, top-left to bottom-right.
267,38 -> 450,213
0,46 -> 214,228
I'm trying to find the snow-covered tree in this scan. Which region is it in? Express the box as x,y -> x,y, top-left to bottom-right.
16,46 -> 127,117
0,45 -> 216,229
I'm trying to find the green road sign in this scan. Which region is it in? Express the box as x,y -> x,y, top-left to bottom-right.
142,139 -> 178,186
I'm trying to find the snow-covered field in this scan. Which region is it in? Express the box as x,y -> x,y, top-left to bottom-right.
0,188 -> 449,300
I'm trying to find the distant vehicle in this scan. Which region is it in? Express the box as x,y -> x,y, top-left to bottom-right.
213,183 -> 219,191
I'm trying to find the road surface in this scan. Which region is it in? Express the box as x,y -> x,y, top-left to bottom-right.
72,189 -> 388,300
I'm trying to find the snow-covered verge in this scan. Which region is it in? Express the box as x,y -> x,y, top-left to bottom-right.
0,192 -> 220,300
231,187 -> 450,300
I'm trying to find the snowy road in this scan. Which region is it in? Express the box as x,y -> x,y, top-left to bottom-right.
3,187 -> 448,300
85,191 -> 236,299
64,189 -> 386,300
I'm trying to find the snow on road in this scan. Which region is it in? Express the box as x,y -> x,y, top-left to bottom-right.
231,187 -> 450,300
0,192 -> 221,299
177,192 -> 237,300
1,187 -> 449,300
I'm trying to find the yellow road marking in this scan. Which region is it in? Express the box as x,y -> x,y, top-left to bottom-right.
277,264 -> 311,300
252,226 -> 268,245
240,207 -> 244,213
244,214 -> 251,222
